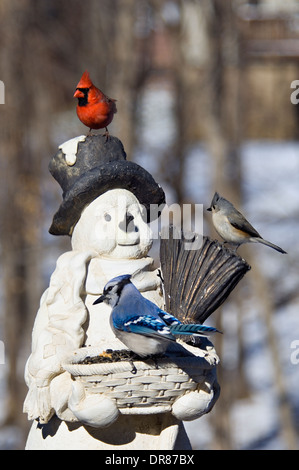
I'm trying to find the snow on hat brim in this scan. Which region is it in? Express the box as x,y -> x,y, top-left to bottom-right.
49,136 -> 165,236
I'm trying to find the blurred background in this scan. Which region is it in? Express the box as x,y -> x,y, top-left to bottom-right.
0,0 -> 298,450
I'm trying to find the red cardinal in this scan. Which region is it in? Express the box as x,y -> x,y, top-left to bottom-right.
73,71 -> 117,139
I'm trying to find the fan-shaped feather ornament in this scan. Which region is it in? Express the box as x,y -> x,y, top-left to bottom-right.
160,226 -> 250,324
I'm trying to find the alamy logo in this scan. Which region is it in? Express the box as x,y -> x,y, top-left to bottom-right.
290,80 -> 299,105
290,340 -> 299,365
94,195 -> 204,251
0,341 -> 4,365
0,81 -> 4,104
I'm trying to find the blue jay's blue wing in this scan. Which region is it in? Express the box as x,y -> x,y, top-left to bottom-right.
157,310 -> 182,326
112,314 -> 175,341
170,323 -> 219,336
141,296 -> 182,326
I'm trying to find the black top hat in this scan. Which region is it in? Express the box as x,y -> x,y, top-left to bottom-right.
49,135 -> 166,236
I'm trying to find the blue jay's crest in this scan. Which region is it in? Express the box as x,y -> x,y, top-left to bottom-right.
104,274 -> 131,297
93,274 -> 132,308
93,274 -> 220,357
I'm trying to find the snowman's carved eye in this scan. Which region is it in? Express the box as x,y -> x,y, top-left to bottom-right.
104,213 -> 112,222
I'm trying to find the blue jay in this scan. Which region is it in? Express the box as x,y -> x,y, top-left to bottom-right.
93,274 -> 219,357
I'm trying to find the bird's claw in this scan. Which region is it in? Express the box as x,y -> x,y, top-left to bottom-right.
103,127 -> 110,142
129,360 -> 137,374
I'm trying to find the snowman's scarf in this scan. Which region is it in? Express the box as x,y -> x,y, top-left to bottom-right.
23,251 -> 94,423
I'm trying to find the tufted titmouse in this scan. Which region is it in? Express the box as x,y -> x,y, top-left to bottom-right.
207,192 -> 287,254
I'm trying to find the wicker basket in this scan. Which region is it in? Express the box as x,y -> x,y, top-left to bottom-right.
63,344 -> 218,415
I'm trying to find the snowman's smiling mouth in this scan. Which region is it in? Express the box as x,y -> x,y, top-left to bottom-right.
118,241 -> 139,247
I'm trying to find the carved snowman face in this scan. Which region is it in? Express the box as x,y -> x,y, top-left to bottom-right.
71,189 -> 153,259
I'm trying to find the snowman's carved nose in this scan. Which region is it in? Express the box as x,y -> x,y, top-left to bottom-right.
118,213 -> 138,233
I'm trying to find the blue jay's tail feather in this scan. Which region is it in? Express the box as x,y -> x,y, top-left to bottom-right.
170,323 -> 219,336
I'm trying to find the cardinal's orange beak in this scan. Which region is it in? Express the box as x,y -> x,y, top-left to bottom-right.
73,88 -> 84,98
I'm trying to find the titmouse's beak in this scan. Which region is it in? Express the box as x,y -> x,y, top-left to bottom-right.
207,206 -> 212,211
93,295 -> 106,305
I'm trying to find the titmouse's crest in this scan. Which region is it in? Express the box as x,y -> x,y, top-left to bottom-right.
207,192 -> 221,211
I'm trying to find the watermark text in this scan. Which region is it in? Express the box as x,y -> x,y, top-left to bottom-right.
0,341 -> 4,365
290,80 -> 299,104
93,195 -> 204,251
290,340 -> 299,365
0,81 -> 4,104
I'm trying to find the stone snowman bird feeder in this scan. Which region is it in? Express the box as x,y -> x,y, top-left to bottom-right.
23,134 -> 250,450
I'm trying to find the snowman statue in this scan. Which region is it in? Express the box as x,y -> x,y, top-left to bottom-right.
23,135 -> 247,450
